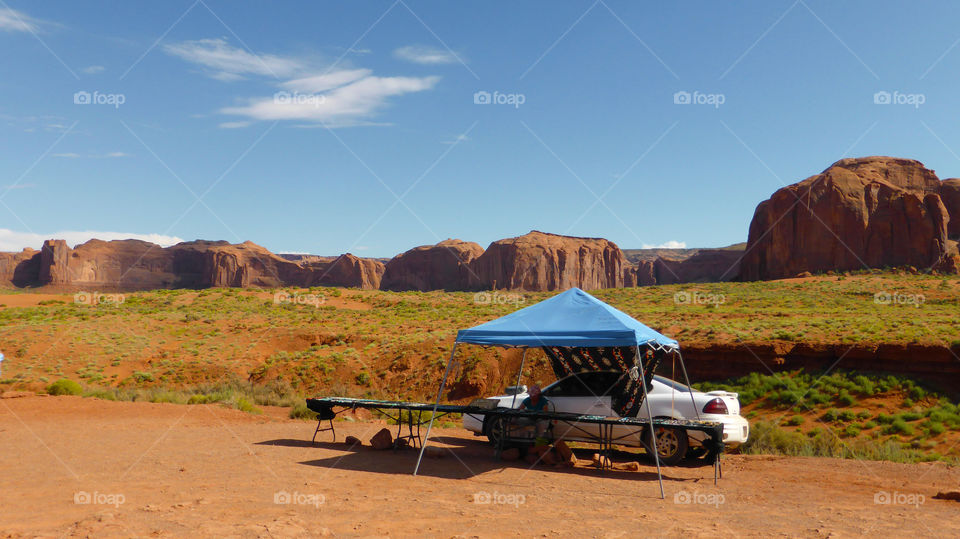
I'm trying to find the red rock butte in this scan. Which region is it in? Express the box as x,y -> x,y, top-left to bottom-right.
2,156 -> 959,291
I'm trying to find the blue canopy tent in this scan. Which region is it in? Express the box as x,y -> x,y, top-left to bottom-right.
454,287 -> 679,349
414,288 -> 697,498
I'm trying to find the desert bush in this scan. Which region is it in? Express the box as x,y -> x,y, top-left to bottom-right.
47,378 -> 83,396
883,419 -> 914,436
289,402 -> 318,420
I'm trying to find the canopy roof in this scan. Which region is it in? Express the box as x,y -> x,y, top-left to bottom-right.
456,287 -> 678,349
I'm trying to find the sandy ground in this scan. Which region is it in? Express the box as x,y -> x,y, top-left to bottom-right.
2,396 -> 959,538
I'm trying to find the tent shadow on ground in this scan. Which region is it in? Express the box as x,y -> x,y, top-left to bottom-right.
281,441 -> 696,483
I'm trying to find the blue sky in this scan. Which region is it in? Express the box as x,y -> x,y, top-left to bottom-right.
2,1 -> 960,257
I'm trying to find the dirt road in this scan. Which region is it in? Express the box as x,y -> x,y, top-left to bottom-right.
1,395 -> 958,538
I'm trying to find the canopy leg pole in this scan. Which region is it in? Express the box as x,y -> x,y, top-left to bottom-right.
508,348 -> 529,410
637,345 -> 664,500
414,342 -> 458,476
676,350 -> 700,421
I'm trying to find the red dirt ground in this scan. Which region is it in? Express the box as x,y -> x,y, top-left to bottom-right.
2,395 -> 959,538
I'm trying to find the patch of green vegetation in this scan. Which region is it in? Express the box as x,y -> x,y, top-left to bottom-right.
47,378 -> 83,396
742,421 -> 945,463
288,402 -> 318,420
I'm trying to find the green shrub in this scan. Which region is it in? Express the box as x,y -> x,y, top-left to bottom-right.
234,397 -> 261,414
883,419 -> 914,436
839,410 -> 856,422
289,402 -> 318,420
862,420 -> 878,429
83,389 -> 117,400
132,371 -> 154,383
837,390 -> 856,406
786,415 -> 805,426
822,408 -> 840,422
900,411 -> 923,422
47,379 -> 83,396
925,421 -> 946,435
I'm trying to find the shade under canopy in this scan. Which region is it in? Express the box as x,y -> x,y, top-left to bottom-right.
455,287 -> 678,349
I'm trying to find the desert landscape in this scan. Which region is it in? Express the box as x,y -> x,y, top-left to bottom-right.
6,2 -> 960,537
3,395 -> 960,538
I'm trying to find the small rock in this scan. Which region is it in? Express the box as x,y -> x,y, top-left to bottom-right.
554,440 -> 574,461
614,461 -> 641,472
1,391 -> 33,399
369,428 -> 393,450
344,435 -> 362,446
424,445 -> 444,458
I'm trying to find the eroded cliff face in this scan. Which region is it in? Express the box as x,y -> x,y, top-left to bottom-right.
467,231 -> 625,291
740,157 -> 951,281
380,239 -> 484,291
4,239 -> 383,290
942,178 -> 960,239
0,248 -> 40,287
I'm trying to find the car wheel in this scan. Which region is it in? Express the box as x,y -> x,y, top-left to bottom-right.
482,415 -> 508,447
644,426 -> 688,466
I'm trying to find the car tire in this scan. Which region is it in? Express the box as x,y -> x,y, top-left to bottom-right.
644,425 -> 688,466
482,414 -> 508,447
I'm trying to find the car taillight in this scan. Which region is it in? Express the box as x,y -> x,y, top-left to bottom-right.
703,398 -> 728,414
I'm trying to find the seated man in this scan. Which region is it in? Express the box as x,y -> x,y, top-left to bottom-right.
518,384 -> 552,439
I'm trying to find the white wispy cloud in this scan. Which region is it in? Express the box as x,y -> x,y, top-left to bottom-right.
0,8 -> 40,33
0,229 -> 185,252
81,65 -> 105,74
165,39 -> 441,127
222,74 -> 440,126
393,45 -> 459,65
163,38 -> 304,81
641,240 -> 687,249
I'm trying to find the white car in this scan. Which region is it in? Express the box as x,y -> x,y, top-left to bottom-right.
463,371 -> 749,465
